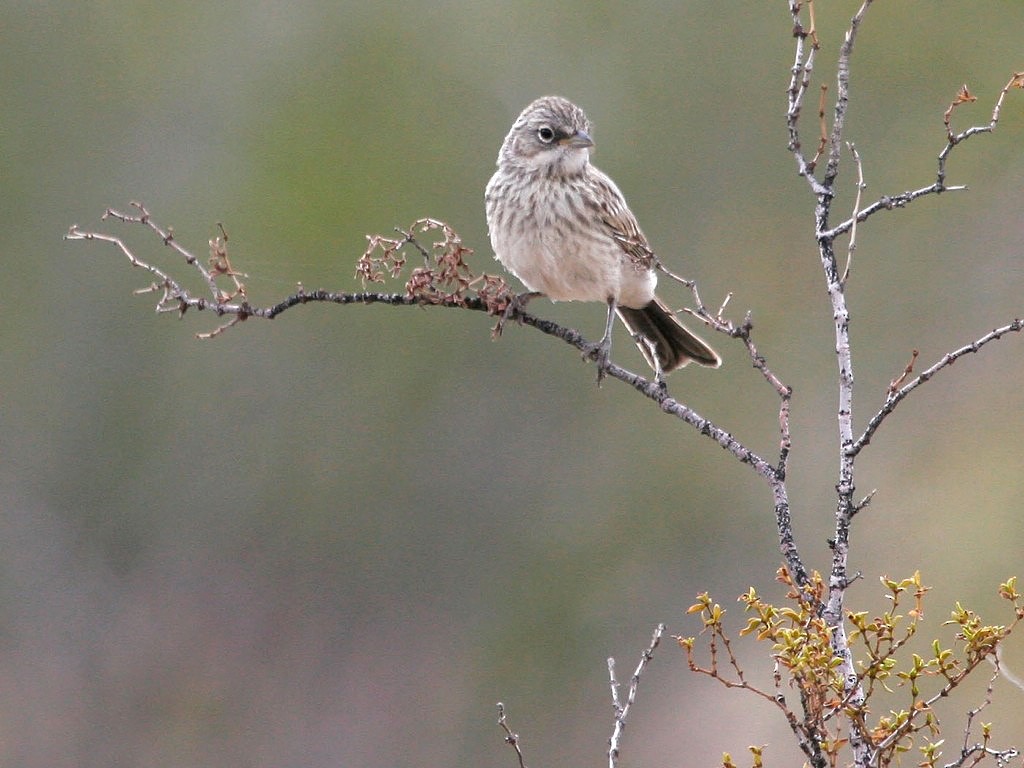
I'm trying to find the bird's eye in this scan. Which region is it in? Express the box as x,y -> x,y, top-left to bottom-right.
537,126 -> 555,143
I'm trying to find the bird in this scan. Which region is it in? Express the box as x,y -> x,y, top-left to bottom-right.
484,95 -> 720,377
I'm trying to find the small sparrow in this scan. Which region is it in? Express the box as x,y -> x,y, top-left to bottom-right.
485,95 -> 720,376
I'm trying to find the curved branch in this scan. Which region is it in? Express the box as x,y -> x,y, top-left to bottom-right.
66,202 -> 807,585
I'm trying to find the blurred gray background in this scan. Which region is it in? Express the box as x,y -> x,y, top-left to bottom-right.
4,2 -> 1024,766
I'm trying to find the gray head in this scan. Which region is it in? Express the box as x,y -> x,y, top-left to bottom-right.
496,95 -> 594,177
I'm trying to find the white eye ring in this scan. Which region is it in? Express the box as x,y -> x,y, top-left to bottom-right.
537,126 -> 555,143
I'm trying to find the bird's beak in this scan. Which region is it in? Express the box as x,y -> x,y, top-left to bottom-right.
561,130 -> 594,149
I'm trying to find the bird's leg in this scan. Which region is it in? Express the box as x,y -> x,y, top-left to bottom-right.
492,290 -> 543,338
633,331 -> 665,383
580,297 -> 616,383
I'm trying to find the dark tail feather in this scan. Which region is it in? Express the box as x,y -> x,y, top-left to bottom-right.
616,297 -> 721,373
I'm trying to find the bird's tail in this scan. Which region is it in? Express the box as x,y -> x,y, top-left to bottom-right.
616,297 -> 721,374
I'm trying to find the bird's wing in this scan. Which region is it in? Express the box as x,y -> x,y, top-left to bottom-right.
587,168 -> 657,269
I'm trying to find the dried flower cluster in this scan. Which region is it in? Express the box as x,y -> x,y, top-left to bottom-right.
356,218 -> 513,316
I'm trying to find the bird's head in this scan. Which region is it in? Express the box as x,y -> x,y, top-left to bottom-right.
497,95 -> 594,177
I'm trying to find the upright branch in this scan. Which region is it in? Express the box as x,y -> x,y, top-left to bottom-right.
787,0 -> 826,190
607,624 -> 664,768
496,703 -> 529,768
786,3 -> 1024,768
788,10 -> 872,686
789,9 -> 874,763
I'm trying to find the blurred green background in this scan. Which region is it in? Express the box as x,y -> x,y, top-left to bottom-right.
4,2 -> 1024,766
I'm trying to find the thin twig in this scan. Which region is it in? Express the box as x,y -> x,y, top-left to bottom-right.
849,488 -> 876,520
840,142 -> 865,285
655,262 -> 803,585
851,320 -> 1024,455
886,349 -> 919,400
656,264 -> 789,398
812,83 -> 829,171
960,661 -> 1000,760
607,624 -> 664,768
786,0 -> 829,192
823,73 -> 1024,241
496,703 -> 529,768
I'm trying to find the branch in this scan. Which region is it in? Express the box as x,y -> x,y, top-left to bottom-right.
840,141 -> 865,286
658,263 -> 804,587
822,0 -> 873,189
822,72 -> 1024,241
788,4 -> 876,766
66,204 -> 512,337
496,703 -> 529,768
783,4 -> 1024,764
607,624 -> 664,768
67,205 -> 812,583
786,0 -> 829,192
850,319 -> 1024,455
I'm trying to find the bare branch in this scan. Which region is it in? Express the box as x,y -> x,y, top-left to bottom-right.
944,84 -> 979,137
840,142 -> 865,286
607,624 -> 664,768
656,263 -> 790,400
496,703 -> 529,768
945,73 -> 1024,152
822,0 -> 873,188
849,488 -> 876,519
886,349 -> 919,399
956,661 -> 1001,766
786,0 -> 829,193
657,261 -> 803,585
66,207 -> 799,524
823,73 -> 1024,241
812,84 -> 829,172
851,319 -> 1024,455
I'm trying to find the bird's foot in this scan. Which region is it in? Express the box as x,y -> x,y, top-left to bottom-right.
580,336 -> 612,385
491,291 -> 542,338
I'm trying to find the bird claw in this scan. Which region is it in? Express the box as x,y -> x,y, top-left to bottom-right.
492,291 -> 541,339
580,338 -> 612,384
